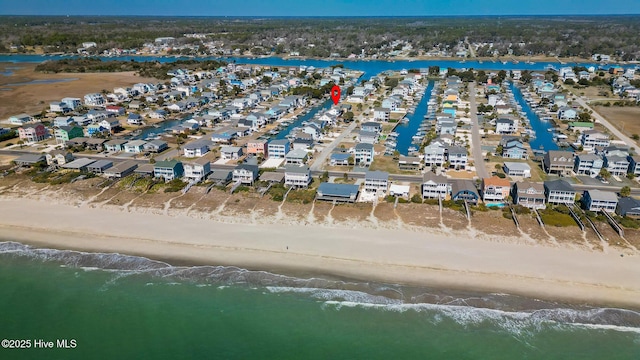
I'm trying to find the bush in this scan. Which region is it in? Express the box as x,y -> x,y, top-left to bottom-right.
397,198 -> 409,203
384,195 -> 395,203
164,179 -> 187,192
539,208 -> 576,227
287,189 -> 315,204
410,194 -> 423,203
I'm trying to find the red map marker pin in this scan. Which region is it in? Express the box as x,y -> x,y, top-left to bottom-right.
330,85 -> 341,105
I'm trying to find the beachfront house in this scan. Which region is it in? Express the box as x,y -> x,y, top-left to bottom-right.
184,158 -> 211,182
183,142 -> 210,158
363,171 -> 389,196
511,181 -> 546,209
582,190 -> 618,213
154,159 -> 184,181
45,150 -> 74,166
451,180 -> 480,205
617,197 -> 640,218
502,162 -> 531,178
421,172 -> 449,199
284,165 -> 312,188
544,179 -> 577,205
267,139 -> 290,159
482,176 -> 511,204
13,154 -> 46,167
87,160 -> 113,174
543,150 -> 574,175
573,153 -> 603,176
232,164 -> 259,185
316,182 -> 359,203
53,126 -> 83,144
18,123 -> 48,143
103,161 -> 138,178
354,143 -> 374,165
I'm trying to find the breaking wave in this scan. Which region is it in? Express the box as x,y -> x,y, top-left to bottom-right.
2,241 -> 639,335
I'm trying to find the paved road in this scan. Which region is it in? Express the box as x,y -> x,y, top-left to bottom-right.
569,89 -> 638,149
310,120 -> 358,172
468,82 -> 489,178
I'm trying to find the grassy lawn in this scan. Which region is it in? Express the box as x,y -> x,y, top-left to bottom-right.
369,155 -> 400,173
539,206 -> 577,227
593,105 -> 640,139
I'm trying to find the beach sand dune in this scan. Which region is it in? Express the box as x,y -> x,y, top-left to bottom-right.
1,195 -> 640,309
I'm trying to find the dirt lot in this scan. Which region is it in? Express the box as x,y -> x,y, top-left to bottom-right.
593,106 -> 640,138
0,63 -> 158,119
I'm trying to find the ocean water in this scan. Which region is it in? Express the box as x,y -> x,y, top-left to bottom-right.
1,241 -> 639,360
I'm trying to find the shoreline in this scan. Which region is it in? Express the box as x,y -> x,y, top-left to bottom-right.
1,197 -> 639,310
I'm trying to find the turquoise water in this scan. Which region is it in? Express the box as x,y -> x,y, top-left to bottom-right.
395,80 -> 435,155
1,241 -> 639,359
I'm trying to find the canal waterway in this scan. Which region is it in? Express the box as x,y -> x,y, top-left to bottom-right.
395,80 -> 435,155
0,54 -> 620,81
509,83 -> 561,153
274,98 -> 333,140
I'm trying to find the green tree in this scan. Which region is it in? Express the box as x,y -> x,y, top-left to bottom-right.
632,134 -> 639,141
599,168 -> 611,180
620,186 -> 631,197
343,111 -> 354,122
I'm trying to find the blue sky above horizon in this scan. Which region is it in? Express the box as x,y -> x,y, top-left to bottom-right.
2,0 -> 640,16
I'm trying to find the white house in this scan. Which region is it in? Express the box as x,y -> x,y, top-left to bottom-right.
184,158 -> 211,182
183,142 -> 210,157
503,162 -> 532,178
284,165 -> 312,188
84,93 -> 105,106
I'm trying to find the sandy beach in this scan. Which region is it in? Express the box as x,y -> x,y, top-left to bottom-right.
1,194 -> 639,309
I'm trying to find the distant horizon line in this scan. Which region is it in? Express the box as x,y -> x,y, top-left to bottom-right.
1,14 -> 640,18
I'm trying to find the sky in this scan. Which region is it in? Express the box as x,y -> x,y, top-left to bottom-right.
1,0 -> 640,16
